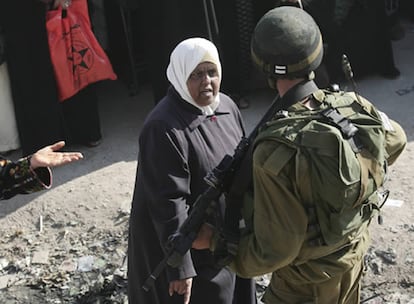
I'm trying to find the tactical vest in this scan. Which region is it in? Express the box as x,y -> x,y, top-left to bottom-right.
255,90 -> 389,246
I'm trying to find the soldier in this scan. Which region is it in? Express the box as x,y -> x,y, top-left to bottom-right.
193,6 -> 407,303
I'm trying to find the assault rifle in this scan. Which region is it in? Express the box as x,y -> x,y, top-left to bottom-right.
142,78 -> 321,291
142,94 -> 281,292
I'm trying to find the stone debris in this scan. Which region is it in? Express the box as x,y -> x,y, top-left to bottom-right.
0,209 -> 130,303
0,206 -> 413,303
0,274 -> 16,289
77,256 -> 95,272
32,250 -> 50,265
375,248 -> 398,265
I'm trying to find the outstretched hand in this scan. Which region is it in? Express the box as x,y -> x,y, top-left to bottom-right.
30,141 -> 83,170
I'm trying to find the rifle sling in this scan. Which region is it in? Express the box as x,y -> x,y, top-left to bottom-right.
224,80 -> 319,231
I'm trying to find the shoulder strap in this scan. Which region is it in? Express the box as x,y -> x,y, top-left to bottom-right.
280,79 -> 319,108
222,80 -> 320,242
228,79 -> 320,198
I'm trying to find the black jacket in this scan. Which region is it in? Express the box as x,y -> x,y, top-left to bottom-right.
128,87 -> 247,304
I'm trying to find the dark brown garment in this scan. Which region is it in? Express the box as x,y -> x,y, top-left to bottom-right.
0,1 -> 101,155
301,0 -> 398,81
121,0 -> 210,103
128,87 -> 253,304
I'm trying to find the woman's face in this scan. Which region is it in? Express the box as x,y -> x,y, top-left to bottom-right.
187,62 -> 220,107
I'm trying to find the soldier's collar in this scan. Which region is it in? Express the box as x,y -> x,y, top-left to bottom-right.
280,79 -> 319,110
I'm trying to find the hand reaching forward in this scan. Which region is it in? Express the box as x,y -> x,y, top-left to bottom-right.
169,278 -> 193,304
30,141 -> 83,170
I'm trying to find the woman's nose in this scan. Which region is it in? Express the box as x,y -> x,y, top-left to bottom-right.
200,72 -> 212,83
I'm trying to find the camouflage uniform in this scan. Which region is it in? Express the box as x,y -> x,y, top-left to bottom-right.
0,156 -> 51,200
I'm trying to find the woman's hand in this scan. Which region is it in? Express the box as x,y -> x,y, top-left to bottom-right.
169,278 -> 193,304
30,141 -> 83,170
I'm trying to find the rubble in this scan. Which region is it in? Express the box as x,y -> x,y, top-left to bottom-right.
0,207 -> 413,303
0,209 -> 129,304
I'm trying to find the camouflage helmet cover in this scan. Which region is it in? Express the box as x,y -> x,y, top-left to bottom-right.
251,6 -> 323,79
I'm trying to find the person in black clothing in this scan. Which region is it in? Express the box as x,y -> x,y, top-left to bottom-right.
266,0 -> 400,82
127,0 -> 211,104
127,37 -> 256,304
300,0 -> 400,81
0,0 -> 102,156
325,0 -> 400,81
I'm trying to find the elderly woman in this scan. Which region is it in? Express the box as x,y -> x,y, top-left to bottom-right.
127,38 -> 255,304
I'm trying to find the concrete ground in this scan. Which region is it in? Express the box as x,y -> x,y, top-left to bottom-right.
2,18 -> 413,219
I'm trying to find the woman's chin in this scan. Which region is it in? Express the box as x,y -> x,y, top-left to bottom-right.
196,97 -> 215,107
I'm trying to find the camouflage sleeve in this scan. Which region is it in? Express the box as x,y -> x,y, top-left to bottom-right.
356,94 -> 407,166
382,116 -> 407,166
230,140 -> 308,277
0,156 -> 52,200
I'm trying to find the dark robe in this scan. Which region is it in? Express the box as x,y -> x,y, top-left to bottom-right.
128,87 -> 255,304
301,0 -> 399,81
0,1 -> 101,155
214,0 -> 258,98
127,0 -> 210,103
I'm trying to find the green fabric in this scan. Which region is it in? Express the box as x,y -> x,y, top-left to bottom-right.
254,90 -> 391,246
230,140 -> 306,278
230,89 -> 406,303
256,93 -> 394,245
264,249 -> 366,303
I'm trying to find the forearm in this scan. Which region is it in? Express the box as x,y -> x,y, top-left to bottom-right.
230,153 -> 307,277
0,157 -> 51,200
230,211 -> 305,278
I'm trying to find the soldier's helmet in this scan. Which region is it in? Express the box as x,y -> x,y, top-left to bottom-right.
251,6 -> 323,80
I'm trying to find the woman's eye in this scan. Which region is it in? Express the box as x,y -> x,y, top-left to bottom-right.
189,68 -> 218,80
207,69 -> 218,77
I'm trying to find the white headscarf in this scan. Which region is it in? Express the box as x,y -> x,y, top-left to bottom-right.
166,37 -> 222,115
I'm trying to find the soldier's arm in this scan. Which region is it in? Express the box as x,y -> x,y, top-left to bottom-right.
379,112 -> 407,166
230,141 -> 307,277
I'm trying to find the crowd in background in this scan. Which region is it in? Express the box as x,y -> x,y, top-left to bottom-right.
0,0 -> 413,155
